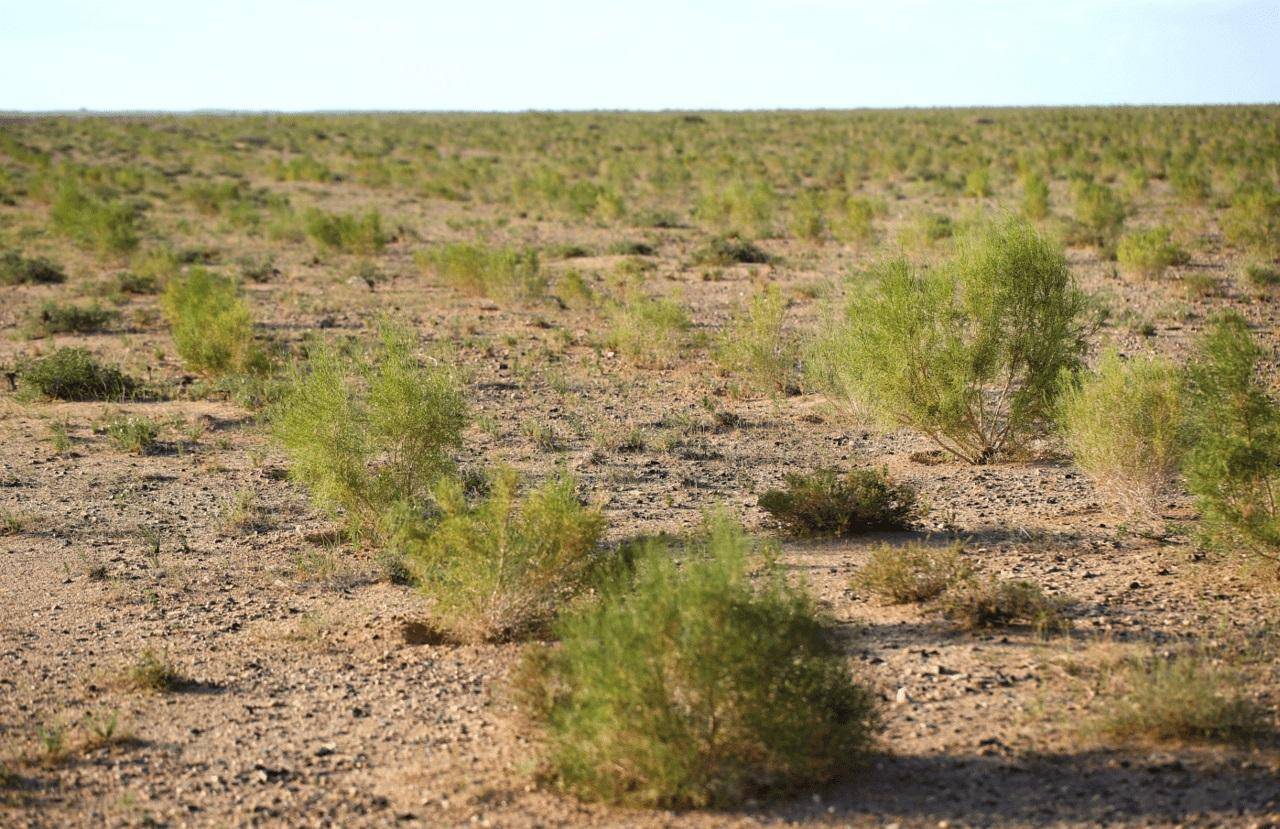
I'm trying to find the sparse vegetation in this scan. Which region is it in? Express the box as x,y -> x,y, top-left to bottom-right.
853,541 -> 971,604
304,208 -> 389,254
714,284 -> 797,395
605,294 -> 692,368
938,576 -> 1070,634
0,252 -> 66,285
1116,227 -> 1187,279
27,300 -> 118,336
103,413 -> 160,454
759,467 -> 918,537
418,243 -> 545,300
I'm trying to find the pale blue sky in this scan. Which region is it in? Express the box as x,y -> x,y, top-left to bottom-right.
3,0 -> 1277,111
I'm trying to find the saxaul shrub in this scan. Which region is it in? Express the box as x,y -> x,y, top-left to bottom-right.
417,243 -> 545,300
788,189 -> 827,241
965,167 -> 992,198
831,196 -> 882,246
27,301 -> 118,337
604,294 -> 692,368
16,348 -> 138,401
0,252 -> 65,285
1222,185 -> 1280,256
391,468 -> 605,642
1059,350 -> 1186,509
759,468 -> 918,537
1070,180 -> 1126,253
689,234 -> 769,266
937,576 -> 1071,635
1183,313 -> 1280,572
162,269 -> 268,376
515,514 -> 879,808
303,208 -> 389,255
49,180 -> 143,256
713,284 -> 798,396
1021,171 -> 1050,220
1116,227 -> 1188,279
271,325 -> 467,542
812,217 -> 1089,463
853,541 -> 971,604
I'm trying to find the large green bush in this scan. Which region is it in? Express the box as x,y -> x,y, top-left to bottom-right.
1059,350 -> 1186,508
517,515 -> 878,808
393,468 -> 605,642
1183,313 -> 1280,569
812,217 -> 1089,463
162,269 -> 267,376
272,325 -> 467,541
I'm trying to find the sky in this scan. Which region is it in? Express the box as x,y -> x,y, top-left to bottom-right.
2,0 -> 1277,112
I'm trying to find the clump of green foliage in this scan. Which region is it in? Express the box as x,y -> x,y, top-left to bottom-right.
1059,350 -> 1186,508
1070,180 -> 1126,252
605,294 -> 692,368
1094,654 -> 1269,745
0,252 -> 65,285
1021,171 -> 1050,219
103,414 -> 160,454
714,284 -> 798,395
831,196 -> 882,245
690,234 -> 770,266
1241,262 -> 1280,295
813,217 -> 1088,463
393,468 -> 605,642
272,325 -> 467,541
853,541 -> 971,604
161,268 -> 268,376
1182,313 -> 1280,571
49,181 -> 142,256
1116,227 -> 1188,279
303,208 -> 389,255
965,167 -> 992,198
516,514 -> 879,808
1222,186 -> 1280,255
122,649 -> 185,692
789,190 -> 828,241
16,348 -> 137,401
418,243 -> 545,300
27,301 -> 117,336
759,467 -> 918,537
938,576 -> 1071,635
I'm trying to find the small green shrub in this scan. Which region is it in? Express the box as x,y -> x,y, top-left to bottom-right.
1116,227 -> 1187,279
853,541 -> 971,604
1071,180 -> 1126,252
103,414 -> 160,454
605,294 -> 692,368
812,217 -> 1089,463
49,181 -> 142,256
271,325 -> 467,541
122,649 -> 185,692
28,301 -> 117,336
1222,186 -> 1280,255
832,196 -> 881,245
1059,350 -> 1186,508
938,576 -> 1070,634
1169,166 -> 1211,205
16,348 -> 137,401
1183,313 -> 1280,569
1021,172 -> 1050,220
903,212 -> 954,247
161,268 -> 267,376
965,167 -> 992,198
393,468 -> 605,642
113,271 -> 160,295
418,243 -> 545,300
0,252 -> 65,285
714,284 -> 797,395
303,208 -> 389,255
759,468 -> 918,537
690,234 -> 769,266
1094,655 -> 1269,744
1241,262 -> 1280,294
789,190 -> 827,241
517,515 -> 879,808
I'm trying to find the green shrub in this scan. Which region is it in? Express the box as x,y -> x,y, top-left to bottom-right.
938,576 -> 1070,634
113,271 -> 160,295
759,467 -> 918,537
1183,313 -> 1280,568
812,217 -> 1088,463
695,180 -> 775,237
418,243 -> 545,300
832,196 -> 881,245
1169,166 -> 1211,205
690,234 -> 770,266
303,208 -> 389,255
16,348 -> 137,401
1222,186 -> 1280,255
1021,172 -> 1050,220
122,649 -> 185,692
852,541 -> 970,604
1059,350 -> 1186,508
789,190 -> 827,241
903,212 -> 954,246
714,284 -> 797,395
393,468 -> 605,642
28,301 -> 117,336
517,515 -> 879,808
0,252 -> 65,285
605,294 -> 692,368
161,268 -> 267,376
965,167 -> 992,198
103,414 -> 160,454
49,181 -> 142,256
1071,180 -> 1126,251
1241,262 -> 1280,294
271,325 -> 467,541
1094,655 -> 1269,744
1116,227 -> 1187,279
